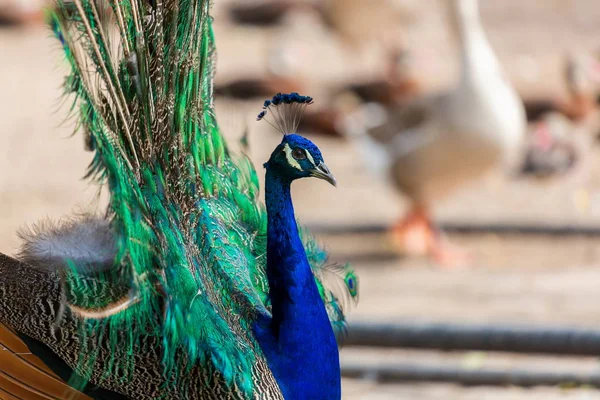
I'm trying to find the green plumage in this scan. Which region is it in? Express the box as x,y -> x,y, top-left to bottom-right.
46,0 -> 357,397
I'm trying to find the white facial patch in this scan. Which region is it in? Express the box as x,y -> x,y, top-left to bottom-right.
283,143 -> 302,170
305,150 -> 316,168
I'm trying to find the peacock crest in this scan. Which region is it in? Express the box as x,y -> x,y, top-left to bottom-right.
256,92 -> 314,135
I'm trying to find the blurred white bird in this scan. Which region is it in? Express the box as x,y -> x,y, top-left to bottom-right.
341,0 -> 526,266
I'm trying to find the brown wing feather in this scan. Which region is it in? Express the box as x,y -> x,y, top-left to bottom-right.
0,324 -> 91,400
366,99 -> 431,144
0,384 -> 25,400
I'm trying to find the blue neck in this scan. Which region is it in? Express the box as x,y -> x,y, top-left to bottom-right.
254,168 -> 340,400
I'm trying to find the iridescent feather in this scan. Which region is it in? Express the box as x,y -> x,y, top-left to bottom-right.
0,1 -> 358,398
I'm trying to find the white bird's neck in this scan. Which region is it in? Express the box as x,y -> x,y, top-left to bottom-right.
451,0 -> 502,86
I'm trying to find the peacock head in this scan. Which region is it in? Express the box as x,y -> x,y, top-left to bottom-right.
259,93 -> 336,186
265,134 -> 336,186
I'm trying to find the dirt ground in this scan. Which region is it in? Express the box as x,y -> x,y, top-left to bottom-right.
3,1 -> 600,399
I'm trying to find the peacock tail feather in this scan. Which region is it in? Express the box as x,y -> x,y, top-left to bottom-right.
42,0 -> 357,397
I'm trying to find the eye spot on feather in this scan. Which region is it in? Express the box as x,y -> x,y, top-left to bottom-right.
345,273 -> 359,299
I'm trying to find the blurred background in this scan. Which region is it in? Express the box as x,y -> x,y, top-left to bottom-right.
3,0 -> 600,398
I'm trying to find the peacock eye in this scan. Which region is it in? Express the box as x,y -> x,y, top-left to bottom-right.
292,148 -> 307,160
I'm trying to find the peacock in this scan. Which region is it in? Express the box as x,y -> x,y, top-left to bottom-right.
0,1 -> 357,399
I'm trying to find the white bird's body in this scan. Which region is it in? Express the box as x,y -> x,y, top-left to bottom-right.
347,0 -> 525,203
342,0 -> 526,264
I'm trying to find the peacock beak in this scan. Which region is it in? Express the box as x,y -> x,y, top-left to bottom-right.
310,163 -> 337,187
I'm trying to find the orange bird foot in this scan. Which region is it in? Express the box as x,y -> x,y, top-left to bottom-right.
389,208 -> 471,268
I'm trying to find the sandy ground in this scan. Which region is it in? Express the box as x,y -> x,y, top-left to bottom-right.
4,1 -> 600,399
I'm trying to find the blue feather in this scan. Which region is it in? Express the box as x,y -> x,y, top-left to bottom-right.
254,130 -> 341,399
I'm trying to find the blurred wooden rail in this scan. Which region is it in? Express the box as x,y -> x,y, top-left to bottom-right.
341,363 -> 600,387
310,222 -> 600,236
342,321 -> 600,387
344,321 -> 600,356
